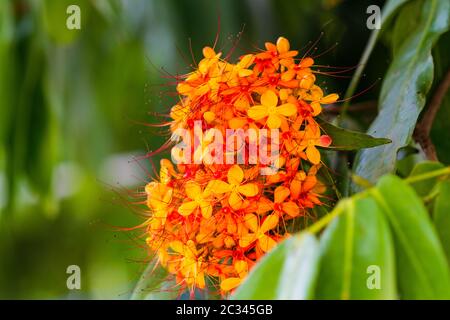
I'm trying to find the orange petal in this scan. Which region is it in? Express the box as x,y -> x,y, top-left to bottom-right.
274,186 -> 290,204
306,145 -> 321,165
239,233 -> 257,248
221,278 -> 242,292
276,36 -> 290,53
282,201 -> 300,217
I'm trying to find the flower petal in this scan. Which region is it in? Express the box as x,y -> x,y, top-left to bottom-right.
306,145 -> 321,164
229,191 -> 243,210
267,114 -> 282,129
178,201 -> 198,216
185,181 -> 202,199
247,105 -> 269,120
261,90 -> 278,108
260,214 -> 279,233
258,235 -> 277,252
227,165 -> 244,185
220,278 -> 242,292
274,186 -> 290,204
237,183 -> 259,197
282,201 -> 300,217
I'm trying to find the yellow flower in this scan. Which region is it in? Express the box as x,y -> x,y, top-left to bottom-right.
209,165 -> 259,210
247,90 -> 296,129
239,213 -> 279,252
178,181 -> 214,218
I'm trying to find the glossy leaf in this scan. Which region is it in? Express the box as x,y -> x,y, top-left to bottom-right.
353,0 -> 450,190
314,198 -> 397,299
372,174 -> 450,299
318,119 -> 391,151
232,233 -> 320,300
434,180 -> 450,266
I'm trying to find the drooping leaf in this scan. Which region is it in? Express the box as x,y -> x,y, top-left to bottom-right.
408,161 -> 445,197
433,180 -> 450,266
353,0 -> 450,190
318,119 -> 391,151
314,198 -> 397,299
372,174 -> 450,299
232,233 -> 320,300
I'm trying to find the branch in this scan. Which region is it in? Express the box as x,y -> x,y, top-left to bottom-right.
414,67 -> 450,161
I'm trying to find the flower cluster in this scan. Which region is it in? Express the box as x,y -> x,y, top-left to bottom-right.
143,37 -> 338,295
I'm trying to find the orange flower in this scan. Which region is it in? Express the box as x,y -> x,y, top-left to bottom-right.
138,36 -> 339,295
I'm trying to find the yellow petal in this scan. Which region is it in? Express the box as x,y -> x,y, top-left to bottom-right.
169,240 -> 184,254
258,235 -> 277,252
267,114 -> 282,129
239,234 -> 257,248
247,105 -> 269,120
221,278 -> 242,292
202,46 -> 216,59
277,103 -> 297,117
229,191 -> 243,210
178,201 -> 198,216
306,145 -> 321,165
320,93 -> 339,104
185,181 -> 202,199
237,183 -> 259,197
276,36 -> 290,53
208,180 -> 232,194
238,69 -> 253,77
261,90 -> 278,108
227,165 -> 244,185
200,201 -> 213,219
311,101 -> 321,116
243,213 -> 259,232
234,260 -> 248,277
274,186 -> 290,204
260,214 -> 279,233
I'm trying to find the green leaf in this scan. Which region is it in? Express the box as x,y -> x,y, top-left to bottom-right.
408,161 -> 445,197
433,180 -> 450,266
232,233 -> 320,300
314,198 -> 397,299
353,0 -> 450,190
372,174 -> 450,299
318,119 -> 391,151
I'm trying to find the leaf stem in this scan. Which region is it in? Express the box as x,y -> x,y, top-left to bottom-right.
405,167 -> 450,184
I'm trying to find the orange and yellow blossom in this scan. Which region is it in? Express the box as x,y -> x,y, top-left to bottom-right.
139,36 -> 339,296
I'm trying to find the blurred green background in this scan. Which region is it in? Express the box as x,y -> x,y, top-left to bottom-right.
0,0 -> 386,299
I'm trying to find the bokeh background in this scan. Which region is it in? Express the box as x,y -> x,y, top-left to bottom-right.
0,0 -> 388,299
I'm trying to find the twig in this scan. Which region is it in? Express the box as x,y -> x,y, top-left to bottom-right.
414,68 -> 450,161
